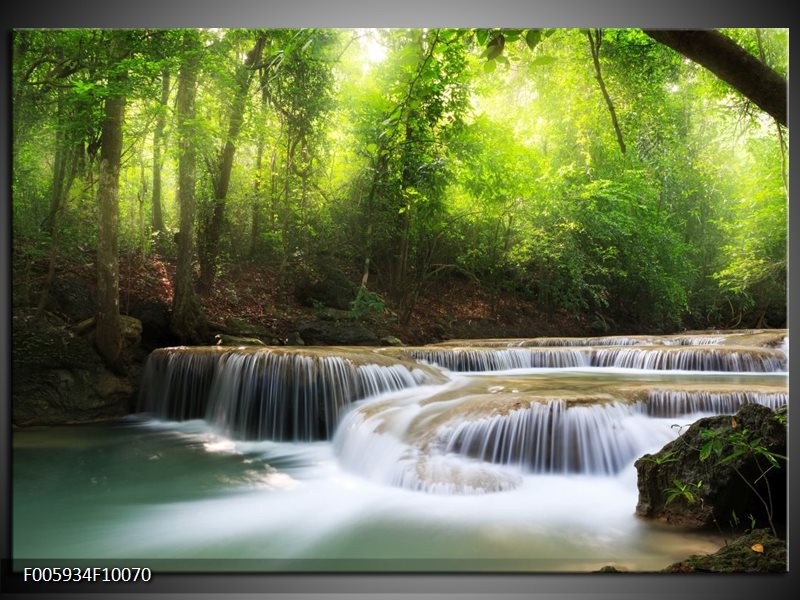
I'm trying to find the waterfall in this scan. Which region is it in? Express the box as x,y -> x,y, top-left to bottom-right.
590,347 -> 785,372
407,348 -> 590,371
405,346 -> 786,373
138,333 -> 788,495
138,347 -> 223,420
640,390 -> 788,417
436,401 -> 675,475
333,392 -> 526,495
138,347 -> 431,441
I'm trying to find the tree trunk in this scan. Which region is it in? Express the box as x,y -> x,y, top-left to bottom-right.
37,90 -> 82,315
199,34 -> 266,292
249,136 -> 264,258
151,67 -> 169,236
170,31 -> 207,344
643,29 -> 786,127
587,29 -> 626,155
95,31 -> 128,371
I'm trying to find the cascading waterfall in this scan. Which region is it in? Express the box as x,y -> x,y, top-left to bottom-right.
640,390 -> 788,417
138,347 -> 432,441
403,345 -> 786,372
407,348 -> 590,371
138,347 -> 223,420
25,330 -> 786,569
591,346 -> 785,372
137,330 -> 788,496
434,401 -> 673,475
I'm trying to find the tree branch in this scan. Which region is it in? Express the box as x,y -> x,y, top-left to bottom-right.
643,29 -> 787,126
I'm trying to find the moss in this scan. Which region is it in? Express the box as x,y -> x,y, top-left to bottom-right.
635,404 -> 786,533
664,530 -> 786,573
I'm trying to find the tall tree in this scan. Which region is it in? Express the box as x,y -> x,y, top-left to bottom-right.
170,30 -> 207,343
198,31 -> 266,292
94,31 -> 130,370
151,67 -> 170,236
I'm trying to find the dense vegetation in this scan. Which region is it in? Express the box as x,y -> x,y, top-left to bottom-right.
12,28 -> 787,359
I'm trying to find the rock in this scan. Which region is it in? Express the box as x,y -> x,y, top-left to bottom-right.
285,331 -> 305,346
596,565 -> 625,573
12,311 -> 133,426
215,334 -> 265,346
70,315 -> 143,350
223,316 -> 254,334
298,320 -> 380,346
381,335 -> 405,347
120,315 -> 143,347
315,308 -> 352,322
635,404 -> 786,533
127,298 -> 177,349
293,267 -> 357,311
46,274 -> 97,321
663,529 -> 786,573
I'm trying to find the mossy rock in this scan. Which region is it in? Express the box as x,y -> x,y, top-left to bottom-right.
13,312 -> 101,370
12,311 -> 133,426
635,404 -> 786,533
298,320 -> 380,346
293,267 -> 357,311
663,529 -> 786,573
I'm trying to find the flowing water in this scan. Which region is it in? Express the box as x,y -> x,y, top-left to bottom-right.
13,331 -> 788,572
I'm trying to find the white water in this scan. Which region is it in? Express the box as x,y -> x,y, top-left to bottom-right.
15,332 -> 786,571
26,417 -> 716,570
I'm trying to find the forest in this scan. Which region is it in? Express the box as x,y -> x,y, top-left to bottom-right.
10,27 -> 790,575
12,28 -> 788,362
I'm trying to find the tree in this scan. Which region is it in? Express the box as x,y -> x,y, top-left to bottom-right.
151,66 -> 170,236
643,30 -> 786,126
198,30 -> 266,292
170,30 -> 207,343
586,29 -> 626,154
94,30 -> 130,370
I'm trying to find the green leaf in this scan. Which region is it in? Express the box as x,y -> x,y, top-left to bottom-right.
525,29 -> 542,51
531,55 -> 557,66
485,34 -> 505,60
483,59 -> 497,73
699,443 -> 712,462
476,29 -> 490,46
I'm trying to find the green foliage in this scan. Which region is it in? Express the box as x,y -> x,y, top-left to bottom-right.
694,414 -> 786,536
640,449 -> 680,466
698,424 -> 785,469
664,479 -> 703,506
11,27 -> 787,333
350,286 -> 386,319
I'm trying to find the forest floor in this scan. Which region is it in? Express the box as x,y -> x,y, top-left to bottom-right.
14,246 -> 590,347
118,253 -> 590,346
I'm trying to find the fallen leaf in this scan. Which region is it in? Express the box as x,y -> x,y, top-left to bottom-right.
731,418 -> 738,429
751,543 -> 764,553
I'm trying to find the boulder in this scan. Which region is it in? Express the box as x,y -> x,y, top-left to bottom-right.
46,274 -> 97,321
663,529 -> 786,573
380,335 -> 405,347
298,320 -> 380,346
127,297 -> 177,348
12,311 -> 133,426
72,315 -> 143,350
635,404 -> 786,534
293,267 -> 357,311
